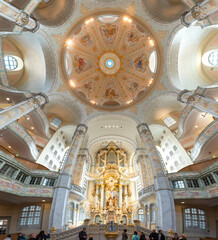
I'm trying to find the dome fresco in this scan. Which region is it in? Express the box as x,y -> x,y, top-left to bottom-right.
62,14 -> 160,109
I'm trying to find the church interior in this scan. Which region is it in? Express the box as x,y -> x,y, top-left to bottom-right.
0,0 -> 217,240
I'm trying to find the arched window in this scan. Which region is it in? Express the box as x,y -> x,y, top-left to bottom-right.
208,50 -> 218,66
151,204 -> 156,223
149,51 -> 157,73
163,116 -> 176,127
184,208 -> 206,230
4,56 -> 18,70
145,205 -> 149,226
50,145 -> 54,151
54,150 -> 57,156
122,215 -> 127,224
49,160 -> 53,166
138,209 -> 144,222
20,206 -> 41,226
95,215 -> 101,224
51,118 -> 62,128
79,208 -> 85,222
202,49 -> 218,67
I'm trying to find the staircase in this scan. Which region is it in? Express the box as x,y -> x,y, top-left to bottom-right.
51,224 -> 205,240
50,224 -> 150,240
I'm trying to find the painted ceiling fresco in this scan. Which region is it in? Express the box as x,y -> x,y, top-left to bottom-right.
63,14 -> 159,108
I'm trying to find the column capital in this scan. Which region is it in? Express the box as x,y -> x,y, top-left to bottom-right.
137,122 -> 149,134
16,11 -> 30,27
177,89 -> 191,103
137,123 -> 153,139
28,93 -> 49,108
75,124 -> 88,136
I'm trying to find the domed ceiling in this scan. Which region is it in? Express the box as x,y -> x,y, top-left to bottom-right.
62,14 -> 161,109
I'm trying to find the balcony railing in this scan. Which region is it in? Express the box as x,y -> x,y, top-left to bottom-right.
168,162 -> 218,199
0,151 -> 58,197
191,119 -> 218,161
138,185 -> 155,200
71,184 -> 85,196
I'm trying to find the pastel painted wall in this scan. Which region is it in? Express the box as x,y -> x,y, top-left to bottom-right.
175,204 -> 218,238
0,203 -> 51,235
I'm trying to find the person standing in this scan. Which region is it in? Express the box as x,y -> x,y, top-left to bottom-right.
122,229 -> 128,240
149,230 -> 157,240
179,234 -> 187,240
4,235 -> 11,240
79,228 -> 87,240
172,233 -> 179,240
28,233 -> 36,240
17,233 -> 26,240
140,232 -> 146,240
157,230 -> 165,240
132,231 -> 139,240
36,231 -> 50,240
89,235 -> 93,240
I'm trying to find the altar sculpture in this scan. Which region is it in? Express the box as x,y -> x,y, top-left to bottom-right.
90,142 -> 132,224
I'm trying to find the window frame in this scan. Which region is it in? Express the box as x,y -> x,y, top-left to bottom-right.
138,209 -> 144,222
201,174 -> 216,186
19,205 -> 42,230
50,118 -> 62,128
163,116 -> 176,127
150,204 -> 156,223
186,179 -> 200,188
172,180 -> 185,189
0,217 -> 11,235
208,50 -> 218,66
4,55 -> 18,71
184,207 -> 207,233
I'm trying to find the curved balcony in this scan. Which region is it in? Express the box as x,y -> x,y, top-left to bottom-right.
71,184 -> 85,200
177,86 -> 217,140
176,105 -> 194,139
0,85 -> 51,139
191,119 -> 218,162
0,120 -> 39,161
138,185 -> 155,200
0,151 -> 59,198
168,161 -> 218,200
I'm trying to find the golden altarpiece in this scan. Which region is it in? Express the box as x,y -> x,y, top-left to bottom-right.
90,142 -> 133,224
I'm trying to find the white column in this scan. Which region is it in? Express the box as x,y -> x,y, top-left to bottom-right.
0,94 -> 47,130
100,184 -> 104,210
137,123 -> 176,231
119,184 -> 122,209
49,124 -> 88,232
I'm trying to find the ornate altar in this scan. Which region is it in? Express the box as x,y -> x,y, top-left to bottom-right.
90,142 -> 132,224
105,222 -> 118,239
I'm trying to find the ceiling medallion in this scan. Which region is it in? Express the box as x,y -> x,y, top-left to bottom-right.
62,14 -> 160,109
100,53 -> 121,75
